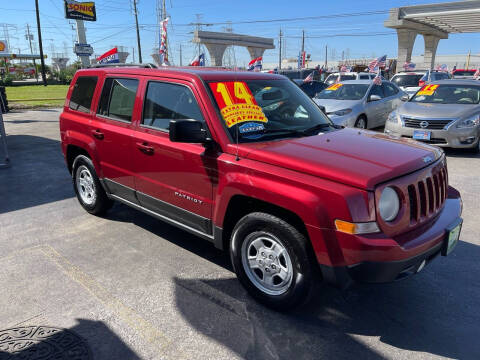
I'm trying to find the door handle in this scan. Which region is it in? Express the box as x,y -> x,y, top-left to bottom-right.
91,129 -> 104,140
136,142 -> 154,155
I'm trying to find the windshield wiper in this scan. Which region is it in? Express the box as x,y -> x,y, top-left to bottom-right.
253,123 -> 334,139
301,123 -> 334,134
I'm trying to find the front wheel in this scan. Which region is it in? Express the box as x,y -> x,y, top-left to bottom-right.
230,212 -> 316,311
355,116 -> 367,129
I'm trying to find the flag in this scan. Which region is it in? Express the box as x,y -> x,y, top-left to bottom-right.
373,73 -> 382,85
303,72 -> 314,83
340,65 -> 347,73
159,17 -> 170,66
248,56 -> 262,71
189,53 -> 205,66
403,62 -> 415,70
474,69 -> 480,79
97,47 -> 119,64
368,55 -> 387,72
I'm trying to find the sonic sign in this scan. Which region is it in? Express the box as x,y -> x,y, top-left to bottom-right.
64,0 -> 96,21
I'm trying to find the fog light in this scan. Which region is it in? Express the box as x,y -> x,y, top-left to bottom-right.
460,136 -> 476,145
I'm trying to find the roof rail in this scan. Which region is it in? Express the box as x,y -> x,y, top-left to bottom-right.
88,63 -> 158,69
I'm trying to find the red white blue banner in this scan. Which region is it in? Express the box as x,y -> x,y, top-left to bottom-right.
248,56 -> 262,71
96,47 -> 119,64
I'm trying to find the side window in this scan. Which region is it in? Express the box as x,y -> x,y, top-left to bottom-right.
69,76 -> 98,113
97,78 -> 139,122
369,84 -> 384,99
142,81 -> 204,131
359,75 -> 369,80
383,83 -> 399,97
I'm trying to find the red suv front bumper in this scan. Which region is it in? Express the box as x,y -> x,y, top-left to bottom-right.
317,186 -> 462,288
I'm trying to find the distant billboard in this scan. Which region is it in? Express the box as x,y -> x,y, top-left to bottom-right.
64,1 -> 96,21
0,40 -> 8,53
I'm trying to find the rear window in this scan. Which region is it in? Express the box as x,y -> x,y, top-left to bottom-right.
69,76 -> 97,113
97,78 -> 139,122
391,74 -> 423,87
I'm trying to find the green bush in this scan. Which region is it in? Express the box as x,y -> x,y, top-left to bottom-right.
0,76 -> 13,86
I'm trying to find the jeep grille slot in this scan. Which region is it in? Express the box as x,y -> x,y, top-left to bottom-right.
407,164 -> 448,225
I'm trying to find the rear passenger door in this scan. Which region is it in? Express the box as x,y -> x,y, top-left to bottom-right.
91,76 -> 140,204
131,79 -> 214,237
365,84 -> 388,128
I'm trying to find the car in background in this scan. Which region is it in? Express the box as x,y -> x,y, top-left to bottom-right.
452,69 -> 476,79
324,72 -> 377,85
293,79 -> 328,98
418,70 -> 451,87
390,71 -> 427,98
314,80 -> 407,129
385,80 -> 480,152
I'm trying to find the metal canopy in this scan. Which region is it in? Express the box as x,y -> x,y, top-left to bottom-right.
398,1 -> 480,34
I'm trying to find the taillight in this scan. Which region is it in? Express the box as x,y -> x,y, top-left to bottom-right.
419,80 -> 425,87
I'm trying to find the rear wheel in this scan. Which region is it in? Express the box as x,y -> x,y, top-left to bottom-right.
230,212 -> 316,311
72,155 -> 112,215
355,116 -> 367,129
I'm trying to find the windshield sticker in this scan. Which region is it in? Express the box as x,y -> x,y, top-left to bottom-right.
209,81 -> 268,128
239,122 -> 265,139
326,83 -> 343,91
417,84 -> 439,96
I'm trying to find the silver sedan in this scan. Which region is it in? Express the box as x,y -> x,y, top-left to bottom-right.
313,80 -> 408,129
385,80 -> 480,152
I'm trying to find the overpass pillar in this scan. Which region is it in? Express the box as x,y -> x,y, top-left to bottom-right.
395,28 -> 417,73
204,43 -> 228,67
423,34 -> 441,70
247,47 -> 265,60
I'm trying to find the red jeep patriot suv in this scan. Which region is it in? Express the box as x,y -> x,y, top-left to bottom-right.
60,65 -> 462,310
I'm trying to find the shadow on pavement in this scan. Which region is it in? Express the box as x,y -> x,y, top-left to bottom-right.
0,319 -> 140,359
0,135 -> 73,214
170,238 -> 479,359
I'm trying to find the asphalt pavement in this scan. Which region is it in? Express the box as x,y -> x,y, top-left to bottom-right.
0,109 -> 479,360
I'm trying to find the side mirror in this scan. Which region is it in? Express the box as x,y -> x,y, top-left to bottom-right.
169,119 -> 209,143
317,105 -> 327,114
401,94 -> 409,102
369,94 -> 382,102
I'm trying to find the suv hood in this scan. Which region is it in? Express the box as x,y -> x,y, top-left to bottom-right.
398,102 -> 479,119
239,128 -> 442,190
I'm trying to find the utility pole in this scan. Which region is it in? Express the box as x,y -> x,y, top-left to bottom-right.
34,0 -> 47,86
179,44 -> 182,66
26,24 -> 38,83
301,29 -> 305,54
466,50 -> 471,70
132,47 -> 135,63
325,45 -> 328,69
278,28 -> 282,70
132,0 -> 142,63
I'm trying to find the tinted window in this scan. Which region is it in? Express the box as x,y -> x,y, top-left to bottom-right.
391,74 -> 423,87
369,84 -> 384,98
383,83 -> 399,97
359,75 -> 370,80
97,78 -> 138,122
453,70 -> 475,76
142,82 -> 204,131
69,76 -> 97,113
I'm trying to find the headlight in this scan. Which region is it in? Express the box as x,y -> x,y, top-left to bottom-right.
387,110 -> 400,124
378,187 -> 400,222
456,114 -> 480,128
333,108 -> 352,116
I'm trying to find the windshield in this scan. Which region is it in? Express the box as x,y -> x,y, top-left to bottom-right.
411,84 -> 480,104
208,79 -> 333,142
391,74 -> 423,87
325,74 -> 356,84
315,83 -> 369,100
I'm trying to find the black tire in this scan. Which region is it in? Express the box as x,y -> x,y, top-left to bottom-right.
469,141 -> 480,154
355,116 -> 367,129
230,212 -> 316,311
72,155 -> 113,215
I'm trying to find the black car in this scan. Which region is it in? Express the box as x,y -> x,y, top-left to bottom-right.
294,80 -> 328,98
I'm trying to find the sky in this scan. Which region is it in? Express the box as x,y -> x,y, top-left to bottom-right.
1,0 -> 480,67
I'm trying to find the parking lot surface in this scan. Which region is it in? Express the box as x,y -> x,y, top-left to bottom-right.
1,109 -> 479,359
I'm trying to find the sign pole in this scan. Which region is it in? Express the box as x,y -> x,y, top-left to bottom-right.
0,97 -> 10,169
76,20 -> 90,68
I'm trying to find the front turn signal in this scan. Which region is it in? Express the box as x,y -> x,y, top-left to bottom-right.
335,219 -> 380,235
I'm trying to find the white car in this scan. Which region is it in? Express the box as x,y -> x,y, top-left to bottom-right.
324,72 -> 377,85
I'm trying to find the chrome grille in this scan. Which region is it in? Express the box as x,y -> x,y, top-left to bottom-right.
403,118 -> 451,130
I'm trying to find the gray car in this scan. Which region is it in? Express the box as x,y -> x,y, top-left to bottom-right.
314,80 -> 407,129
385,80 -> 480,152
